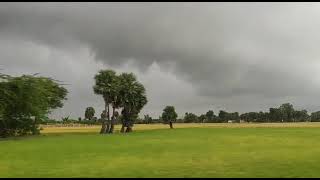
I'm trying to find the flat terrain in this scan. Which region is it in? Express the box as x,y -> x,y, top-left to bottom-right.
1,123 -> 320,177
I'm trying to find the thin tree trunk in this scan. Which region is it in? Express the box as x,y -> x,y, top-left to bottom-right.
120,124 -> 125,133
105,103 -> 110,134
125,126 -> 132,133
100,121 -> 106,134
109,106 -> 115,134
169,121 -> 173,129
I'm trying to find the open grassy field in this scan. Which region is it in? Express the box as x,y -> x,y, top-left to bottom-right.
2,123 -> 320,177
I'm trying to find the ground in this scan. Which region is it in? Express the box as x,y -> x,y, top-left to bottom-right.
1,123 -> 320,177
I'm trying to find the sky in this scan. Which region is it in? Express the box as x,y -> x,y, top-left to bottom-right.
1,2 -> 320,119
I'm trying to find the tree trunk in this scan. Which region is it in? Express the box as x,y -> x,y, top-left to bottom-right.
100,121 -> 106,134
109,106 -> 115,134
120,124 -> 125,133
105,103 -> 110,134
125,126 -> 132,133
169,121 -> 173,129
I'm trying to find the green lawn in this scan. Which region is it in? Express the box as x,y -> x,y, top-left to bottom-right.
1,127 -> 320,177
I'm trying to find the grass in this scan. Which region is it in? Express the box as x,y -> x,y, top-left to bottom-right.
1,123 -> 320,177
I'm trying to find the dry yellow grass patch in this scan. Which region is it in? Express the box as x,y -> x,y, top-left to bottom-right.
40,122 -> 320,134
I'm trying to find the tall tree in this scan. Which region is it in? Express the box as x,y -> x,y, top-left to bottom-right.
118,73 -> 147,133
205,110 -> 215,123
93,70 -> 118,134
161,106 -> 178,129
84,107 -> 95,120
279,103 -> 295,122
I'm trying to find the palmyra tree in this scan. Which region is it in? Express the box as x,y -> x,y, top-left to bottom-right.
93,70 -> 147,134
118,73 -> 147,133
93,70 -> 118,134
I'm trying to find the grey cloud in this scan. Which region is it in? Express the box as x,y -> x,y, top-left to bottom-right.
1,3 -> 320,117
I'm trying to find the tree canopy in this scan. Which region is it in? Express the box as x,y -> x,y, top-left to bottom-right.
0,74 -> 67,137
85,107 -> 95,120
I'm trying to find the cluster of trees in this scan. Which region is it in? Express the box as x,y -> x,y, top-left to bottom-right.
0,73 -> 67,137
4,68 -> 320,138
240,103 -> 310,123
162,110 -> 240,124
0,69 -> 148,137
157,103 -> 319,127
93,70 -> 147,134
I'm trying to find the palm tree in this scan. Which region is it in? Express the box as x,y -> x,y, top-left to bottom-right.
118,73 -> 147,133
93,70 -> 118,134
109,80 -> 121,134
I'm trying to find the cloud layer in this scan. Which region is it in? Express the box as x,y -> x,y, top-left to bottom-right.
1,3 -> 320,118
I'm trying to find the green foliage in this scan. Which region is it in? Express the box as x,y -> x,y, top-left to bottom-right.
218,110 -> 228,122
239,103 -> 310,123
205,110 -> 217,122
198,114 -> 207,123
161,106 -> 178,124
0,74 -> 67,137
311,111 -> 320,122
93,70 -> 118,104
144,114 -> 153,124
85,107 -> 95,120
184,112 -> 198,123
61,116 -> 70,123
118,73 -> 147,130
93,70 -> 147,133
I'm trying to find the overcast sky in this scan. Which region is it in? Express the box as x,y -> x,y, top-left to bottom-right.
1,2 -> 320,119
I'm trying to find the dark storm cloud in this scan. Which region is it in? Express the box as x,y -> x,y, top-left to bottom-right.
1,2 -> 320,117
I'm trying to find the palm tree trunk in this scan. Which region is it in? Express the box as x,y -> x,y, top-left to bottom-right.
100,121 -> 106,134
109,106 -> 115,134
125,126 -> 132,133
120,124 -> 125,133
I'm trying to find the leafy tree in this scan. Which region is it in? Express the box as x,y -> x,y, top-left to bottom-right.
205,110 -> 216,123
311,111 -> 320,122
84,107 -> 95,120
218,110 -> 228,122
293,110 -> 309,122
144,114 -> 153,124
184,112 -> 198,123
229,112 -> 240,122
161,106 -> 178,129
0,74 -> 67,137
198,114 -> 207,123
279,103 -> 295,122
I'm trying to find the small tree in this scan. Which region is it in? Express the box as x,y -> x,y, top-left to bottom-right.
144,114 -> 152,124
184,112 -> 198,123
161,106 -> 177,129
85,107 -> 95,120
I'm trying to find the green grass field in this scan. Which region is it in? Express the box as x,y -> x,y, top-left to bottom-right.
1,124 -> 320,177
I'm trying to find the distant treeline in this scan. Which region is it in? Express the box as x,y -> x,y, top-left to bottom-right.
168,103 -> 320,123
42,103 -> 320,126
